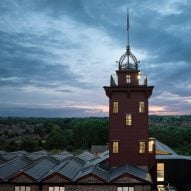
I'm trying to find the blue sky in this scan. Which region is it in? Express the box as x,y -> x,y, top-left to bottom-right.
0,0 -> 191,117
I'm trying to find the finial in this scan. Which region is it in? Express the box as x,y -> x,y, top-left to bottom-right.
118,10 -> 140,71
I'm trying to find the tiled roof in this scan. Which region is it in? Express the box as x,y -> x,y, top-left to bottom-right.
77,151 -> 96,162
0,140 -> 190,183
0,156 -> 32,180
109,164 -> 152,183
23,156 -> 59,180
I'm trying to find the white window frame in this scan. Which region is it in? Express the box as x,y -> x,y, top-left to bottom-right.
126,75 -> 131,83
14,186 -> 31,191
117,187 -> 134,191
48,187 -> 65,191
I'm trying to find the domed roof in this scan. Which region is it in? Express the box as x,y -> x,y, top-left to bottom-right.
118,45 -> 139,71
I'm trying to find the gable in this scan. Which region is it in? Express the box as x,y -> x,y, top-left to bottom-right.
77,175 -> 104,183
10,173 -> 35,183
43,173 -> 70,183
113,174 -> 141,183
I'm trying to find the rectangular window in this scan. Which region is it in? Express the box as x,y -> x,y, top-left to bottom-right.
157,163 -> 164,181
113,101 -> 119,113
112,141 -> 119,153
14,187 -> 31,191
126,75 -> 131,83
15,187 -> 20,191
148,139 -> 155,153
126,114 -> 132,126
139,141 -> 145,154
117,187 -> 134,191
139,101 -> 145,113
26,188 -> 30,191
48,187 -> 65,191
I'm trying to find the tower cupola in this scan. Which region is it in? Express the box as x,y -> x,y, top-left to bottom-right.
118,45 -> 139,71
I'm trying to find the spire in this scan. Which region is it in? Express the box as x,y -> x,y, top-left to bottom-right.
117,10 -> 139,71
127,8 -> 130,47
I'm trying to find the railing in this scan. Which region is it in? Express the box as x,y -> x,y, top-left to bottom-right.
138,74 -> 147,86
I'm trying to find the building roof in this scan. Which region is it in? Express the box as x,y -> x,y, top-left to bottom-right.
0,140 -> 190,183
109,164 -> 152,183
155,140 -> 177,155
0,156 -> 32,180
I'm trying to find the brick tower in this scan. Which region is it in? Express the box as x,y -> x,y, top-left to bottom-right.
103,14 -> 155,171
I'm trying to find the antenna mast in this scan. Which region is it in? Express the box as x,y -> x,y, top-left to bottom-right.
127,9 -> 130,65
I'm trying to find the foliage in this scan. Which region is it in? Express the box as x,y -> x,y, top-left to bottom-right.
0,116 -> 190,155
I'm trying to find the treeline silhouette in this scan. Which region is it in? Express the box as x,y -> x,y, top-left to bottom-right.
0,116 -> 190,155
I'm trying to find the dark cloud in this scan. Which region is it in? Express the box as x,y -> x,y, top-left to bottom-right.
0,31 -> 91,89
0,0 -> 191,116
56,89 -> 73,93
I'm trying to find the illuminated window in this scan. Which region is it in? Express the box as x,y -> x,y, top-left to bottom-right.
126,75 -> 131,83
117,187 -> 134,191
26,188 -> 30,191
113,101 -> 119,113
14,187 -> 31,191
157,163 -> 164,181
139,102 -> 145,113
148,139 -> 155,153
48,187 -> 65,191
139,141 -> 145,154
112,141 -> 119,153
126,114 -> 132,126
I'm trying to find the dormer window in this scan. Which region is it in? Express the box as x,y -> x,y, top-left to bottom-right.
126,75 -> 131,83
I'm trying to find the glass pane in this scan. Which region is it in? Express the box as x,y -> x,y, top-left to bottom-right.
129,187 -> 134,191
126,75 -> 131,83
123,187 -> 129,191
55,187 -> 59,191
157,163 -> 164,181
26,187 -> 31,191
15,187 -> 20,191
21,186 -> 25,191
49,187 -> 54,191
60,187 -> 65,191
126,114 -> 132,126
139,102 -> 145,113
148,140 -> 154,152
113,141 -> 119,153
117,187 -> 123,191
113,102 -> 119,113
157,163 -> 164,171
139,141 -> 145,153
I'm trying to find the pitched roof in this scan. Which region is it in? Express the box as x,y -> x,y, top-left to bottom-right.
0,156 -> 32,180
23,156 -> 59,180
109,164 -> 152,183
0,139 -> 190,183
77,151 -> 96,162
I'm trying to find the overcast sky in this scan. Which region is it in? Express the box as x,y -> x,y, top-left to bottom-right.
0,0 -> 191,117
